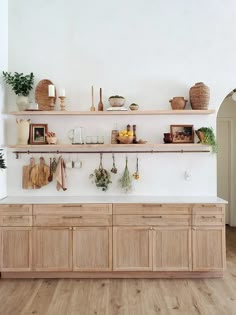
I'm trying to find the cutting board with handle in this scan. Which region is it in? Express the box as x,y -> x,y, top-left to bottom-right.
30,157 -> 50,188
22,157 -> 39,189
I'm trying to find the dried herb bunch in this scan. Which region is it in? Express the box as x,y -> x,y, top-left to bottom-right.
0,149 -> 6,170
119,156 -> 132,193
90,154 -> 112,191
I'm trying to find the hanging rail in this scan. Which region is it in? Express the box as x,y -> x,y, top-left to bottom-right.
13,149 -> 211,159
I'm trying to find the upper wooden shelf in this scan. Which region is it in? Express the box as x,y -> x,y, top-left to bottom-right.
10,109 -> 216,116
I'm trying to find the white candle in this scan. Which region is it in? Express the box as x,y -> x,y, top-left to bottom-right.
48,84 -> 55,97
59,88 -> 66,97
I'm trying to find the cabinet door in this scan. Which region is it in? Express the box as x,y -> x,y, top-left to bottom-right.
113,227 -> 152,271
192,226 -> 226,271
0,227 -> 32,271
73,227 -> 112,271
153,227 -> 192,271
33,227 -> 72,271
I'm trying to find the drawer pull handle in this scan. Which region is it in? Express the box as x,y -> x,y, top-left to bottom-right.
9,205 -> 23,208
142,204 -> 162,207
8,216 -> 23,219
62,216 -> 83,219
142,215 -> 162,218
62,205 -> 82,208
201,215 -> 216,219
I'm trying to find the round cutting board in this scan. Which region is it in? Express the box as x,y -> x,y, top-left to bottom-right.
35,79 -> 57,111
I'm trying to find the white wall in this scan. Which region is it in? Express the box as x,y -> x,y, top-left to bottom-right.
0,0 -> 8,199
5,0 -> 236,197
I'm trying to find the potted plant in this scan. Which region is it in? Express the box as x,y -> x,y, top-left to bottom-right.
0,149 -> 6,170
2,71 -> 34,110
196,127 -> 217,153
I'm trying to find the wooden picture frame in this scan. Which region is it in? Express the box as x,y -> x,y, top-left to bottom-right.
171,125 -> 194,143
29,124 -> 48,144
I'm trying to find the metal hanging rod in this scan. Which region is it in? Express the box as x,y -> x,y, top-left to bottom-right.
13,150 -> 211,159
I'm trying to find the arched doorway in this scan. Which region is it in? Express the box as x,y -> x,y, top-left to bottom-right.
217,90 -> 236,226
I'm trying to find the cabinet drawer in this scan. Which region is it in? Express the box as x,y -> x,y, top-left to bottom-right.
0,204 -> 32,215
113,214 -> 191,226
0,215 -> 32,227
33,214 -> 112,227
113,203 -> 191,215
192,205 -> 224,215
33,204 -> 112,215
193,214 -> 224,226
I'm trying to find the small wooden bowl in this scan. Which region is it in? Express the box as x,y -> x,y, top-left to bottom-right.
117,136 -> 133,144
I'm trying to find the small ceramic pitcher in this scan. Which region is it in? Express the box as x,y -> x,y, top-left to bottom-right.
16,119 -> 31,144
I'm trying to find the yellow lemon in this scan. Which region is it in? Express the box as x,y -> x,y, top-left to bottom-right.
127,131 -> 133,136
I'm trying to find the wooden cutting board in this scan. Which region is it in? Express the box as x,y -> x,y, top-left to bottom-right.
30,157 -> 50,188
22,157 -> 39,189
35,79 -> 57,111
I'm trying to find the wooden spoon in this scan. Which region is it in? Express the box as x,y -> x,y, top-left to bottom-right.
98,88 -> 104,111
48,157 -> 53,182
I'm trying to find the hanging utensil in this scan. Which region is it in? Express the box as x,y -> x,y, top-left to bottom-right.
133,156 -> 140,180
48,157 -> 53,182
51,157 -> 58,173
97,88 -> 104,111
111,153 -> 117,174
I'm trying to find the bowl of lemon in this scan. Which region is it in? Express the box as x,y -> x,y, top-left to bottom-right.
117,129 -> 134,144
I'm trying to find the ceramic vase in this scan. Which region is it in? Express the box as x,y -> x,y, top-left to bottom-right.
16,95 -> 29,111
16,119 -> 31,144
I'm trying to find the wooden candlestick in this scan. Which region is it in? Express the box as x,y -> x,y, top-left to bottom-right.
59,96 -> 66,111
49,97 -> 55,110
90,86 -> 96,111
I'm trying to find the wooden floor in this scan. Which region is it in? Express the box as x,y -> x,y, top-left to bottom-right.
0,227 -> 236,315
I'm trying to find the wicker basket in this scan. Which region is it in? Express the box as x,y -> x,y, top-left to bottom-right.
189,82 -> 210,110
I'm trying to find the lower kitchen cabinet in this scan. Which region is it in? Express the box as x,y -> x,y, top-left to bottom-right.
73,227 -> 112,271
153,227 -> 192,271
33,227 -> 72,271
192,226 -> 226,271
113,227 -> 153,271
0,227 -> 32,271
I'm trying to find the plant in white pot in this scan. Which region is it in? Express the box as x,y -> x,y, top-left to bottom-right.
2,71 -> 34,110
0,149 -> 6,170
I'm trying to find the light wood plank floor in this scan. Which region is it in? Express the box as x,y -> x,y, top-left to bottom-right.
0,227 -> 236,315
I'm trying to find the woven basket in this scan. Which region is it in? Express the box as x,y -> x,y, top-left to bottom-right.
189,82 -> 210,110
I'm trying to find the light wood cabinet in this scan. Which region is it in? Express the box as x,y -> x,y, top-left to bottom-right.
73,227 -> 112,271
153,227 -> 192,271
0,227 -> 32,271
113,227 -> 153,271
33,227 -> 72,271
192,226 -> 226,271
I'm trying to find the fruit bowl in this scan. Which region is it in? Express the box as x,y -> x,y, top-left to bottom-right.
117,136 -> 133,144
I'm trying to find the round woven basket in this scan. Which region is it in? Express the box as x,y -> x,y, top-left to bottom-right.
189,82 -> 210,110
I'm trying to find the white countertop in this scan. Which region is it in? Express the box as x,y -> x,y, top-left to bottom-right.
0,196 -> 228,204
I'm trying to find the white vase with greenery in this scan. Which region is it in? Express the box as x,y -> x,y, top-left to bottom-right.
2,71 -> 34,111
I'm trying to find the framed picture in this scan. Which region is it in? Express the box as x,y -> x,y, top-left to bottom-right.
171,125 -> 194,143
29,124 -> 48,144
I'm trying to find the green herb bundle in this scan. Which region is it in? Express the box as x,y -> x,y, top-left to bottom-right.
0,150 -> 6,170
90,154 -> 112,191
119,157 -> 132,193
2,71 -> 34,96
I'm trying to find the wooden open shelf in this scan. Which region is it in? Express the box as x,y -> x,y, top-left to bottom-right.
10,109 -> 215,116
9,143 -> 211,155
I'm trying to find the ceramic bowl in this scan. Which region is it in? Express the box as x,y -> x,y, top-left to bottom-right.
108,97 -> 125,107
129,103 -> 139,111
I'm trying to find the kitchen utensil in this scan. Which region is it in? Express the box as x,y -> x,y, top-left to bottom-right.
22,157 -> 39,189
30,157 -> 50,188
133,156 -> 140,180
35,79 -> 57,110
90,86 -> 96,111
98,88 -> 104,111
48,158 -> 53,182
51,157 -> 58,173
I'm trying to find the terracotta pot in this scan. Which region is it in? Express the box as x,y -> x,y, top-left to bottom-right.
163,133 -> 172,143
189,82 -> 210,110
169,97 -> 187,110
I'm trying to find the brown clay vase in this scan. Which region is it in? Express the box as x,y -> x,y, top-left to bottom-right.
189,82 -> 210,110
169,97 -> 187,110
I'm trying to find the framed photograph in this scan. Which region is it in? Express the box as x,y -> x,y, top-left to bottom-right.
171,125 -> 194,143
29,124 -> 48,144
